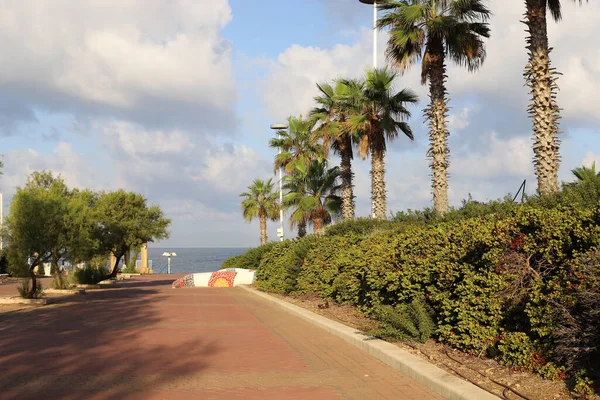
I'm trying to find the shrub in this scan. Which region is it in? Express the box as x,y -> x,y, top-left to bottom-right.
17,278 -> 43,299
72,265 -> 108,285
324,218 -> 408,237
255,236 -> 318,294
367,299 -> 435,343
220,242 -> 276,270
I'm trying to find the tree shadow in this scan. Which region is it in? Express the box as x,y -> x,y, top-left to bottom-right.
0,278 -> 221,399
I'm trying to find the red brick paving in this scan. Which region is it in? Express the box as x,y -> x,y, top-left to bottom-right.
0,275 -> 443,399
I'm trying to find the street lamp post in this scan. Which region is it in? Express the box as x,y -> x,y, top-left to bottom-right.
359,0 -> 378,68
270,123 -> 289,242
162,252 -> 177,274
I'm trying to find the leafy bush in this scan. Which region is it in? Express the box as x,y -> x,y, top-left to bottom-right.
324,218 -> 408,237
17,278 -> 43,299
255,236 -> 318,294
220,242 -> 276,270
72,265 -> 108,285
367,299 -> 435,343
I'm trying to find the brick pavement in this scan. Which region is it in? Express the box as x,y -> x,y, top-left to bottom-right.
0,275 -> 443,399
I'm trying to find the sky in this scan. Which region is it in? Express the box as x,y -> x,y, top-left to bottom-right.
0,0 -> 599,248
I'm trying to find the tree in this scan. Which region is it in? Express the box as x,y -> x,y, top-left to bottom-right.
4,172 -> 68,297
524,0 -> 587,195
378,0 -> 491,215
310,79 -> 363,221
572,163 -> 599,182
240,179 -> 280,245
269,115 -> 326,175
283,161 -> 342,234
94,190 -> 171,279
348,68 -> 418,219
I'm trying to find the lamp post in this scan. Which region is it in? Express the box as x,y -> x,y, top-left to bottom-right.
359,0 -> 378,68
162,252 -> 177,274
270,123 -> 289,242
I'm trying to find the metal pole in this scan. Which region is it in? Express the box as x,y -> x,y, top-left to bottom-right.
278,146 -> 284,242
373,1 -> 377,68
167,256 -> 171,274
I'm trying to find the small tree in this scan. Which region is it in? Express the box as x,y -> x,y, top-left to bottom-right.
94,190 -> 170,280
240,179 -> 280,245
4,172 -> 68,297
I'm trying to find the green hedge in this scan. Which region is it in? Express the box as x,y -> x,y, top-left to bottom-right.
219,242 -> 276,270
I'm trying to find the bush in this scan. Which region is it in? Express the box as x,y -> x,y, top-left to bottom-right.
220,242 -> 276,270
324,218 -> 409,237
72,265 -> 108,285
17,278 -> 43,299
367,299 -> 435,343
255,236 -> 319,294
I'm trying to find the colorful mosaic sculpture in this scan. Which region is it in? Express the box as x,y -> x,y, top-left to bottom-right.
172,268 -> 256,288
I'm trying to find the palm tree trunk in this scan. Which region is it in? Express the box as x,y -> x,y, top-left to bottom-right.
298,221 -> 307,238
339,135 -> 355,220
525,0 -> 561,195
371,145 -> 386,219
425,42 -> 450,216
259,212 -> 268,245
313,217 -> 324,234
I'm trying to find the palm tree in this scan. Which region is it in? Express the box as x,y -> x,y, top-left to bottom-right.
572,163 -> 600,182
269,115 -> 326,175
240,179 -> 280,245
348,68 -> 418,219
310,79 -> 363,221
283,161 -> 342,234
378,0 -> 491,215
524,0 -> 587,195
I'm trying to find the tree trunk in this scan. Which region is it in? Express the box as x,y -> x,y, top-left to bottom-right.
298,221 -> 307,238
525,0 -> 561,195
339,135 -> 355,220
51,252 -> 65,289
313,217 -> 324,234
107,254 -> 122,279
28,264 -> 37,299
259,211 -> 268,245
371,145 -> 386,219
425,41 -> 450,216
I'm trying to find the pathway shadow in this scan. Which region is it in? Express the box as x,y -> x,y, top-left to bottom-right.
0,278 -> 220,399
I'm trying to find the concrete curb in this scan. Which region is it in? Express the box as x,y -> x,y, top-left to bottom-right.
239,286 -> 498,400
0,296 -> 47,305
73,284 -> 101,289
44,288 -> 85,295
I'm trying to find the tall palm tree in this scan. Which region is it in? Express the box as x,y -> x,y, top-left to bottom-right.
310,79 -> 363,221
240,179 -> 280,245
524,0 -> 587,195
348,68 -> 418,219
269,115 -> 326,175
283,161 -> 342,234
572,163 -> 600,182
378,0 -> 491,215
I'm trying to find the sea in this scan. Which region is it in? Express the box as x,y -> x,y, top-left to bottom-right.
142,248 -> 249,274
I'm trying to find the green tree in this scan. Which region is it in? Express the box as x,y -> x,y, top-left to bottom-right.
240,179 -> 280,245
269,115 -> 326,175
523,0 -> 587,195
348,68 -> 417,219
310,79 -> 363,221
283,161 -> 342,234
4,172 -> 68,297
378,0 -> 491,215
572,163 -> 599,182
94,190 -> 171,279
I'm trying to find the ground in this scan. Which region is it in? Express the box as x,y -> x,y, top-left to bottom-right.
273,293 -> 600,400
0,275 -> 442,400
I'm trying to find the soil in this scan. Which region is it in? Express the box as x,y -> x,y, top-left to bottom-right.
270,292 -> 599,400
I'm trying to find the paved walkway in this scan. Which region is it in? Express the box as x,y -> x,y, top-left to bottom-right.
0,275 -> 442,399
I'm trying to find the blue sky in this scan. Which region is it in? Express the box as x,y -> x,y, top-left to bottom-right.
1,0 -> 599,247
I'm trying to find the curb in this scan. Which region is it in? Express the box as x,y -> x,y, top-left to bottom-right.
44,288 -> 86,295
239,286 -> 498,400
0,296 -> 47,305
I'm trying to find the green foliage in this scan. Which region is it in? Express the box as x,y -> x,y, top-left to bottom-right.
325,217 -> 409,237
220,242 -> 276,271
367,299 -> 435,343
255,236 -> 319,294
72,265 -> 108,285
573,371 -> 595,396
6,246 -> 29,277
17,279 -> 43,299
